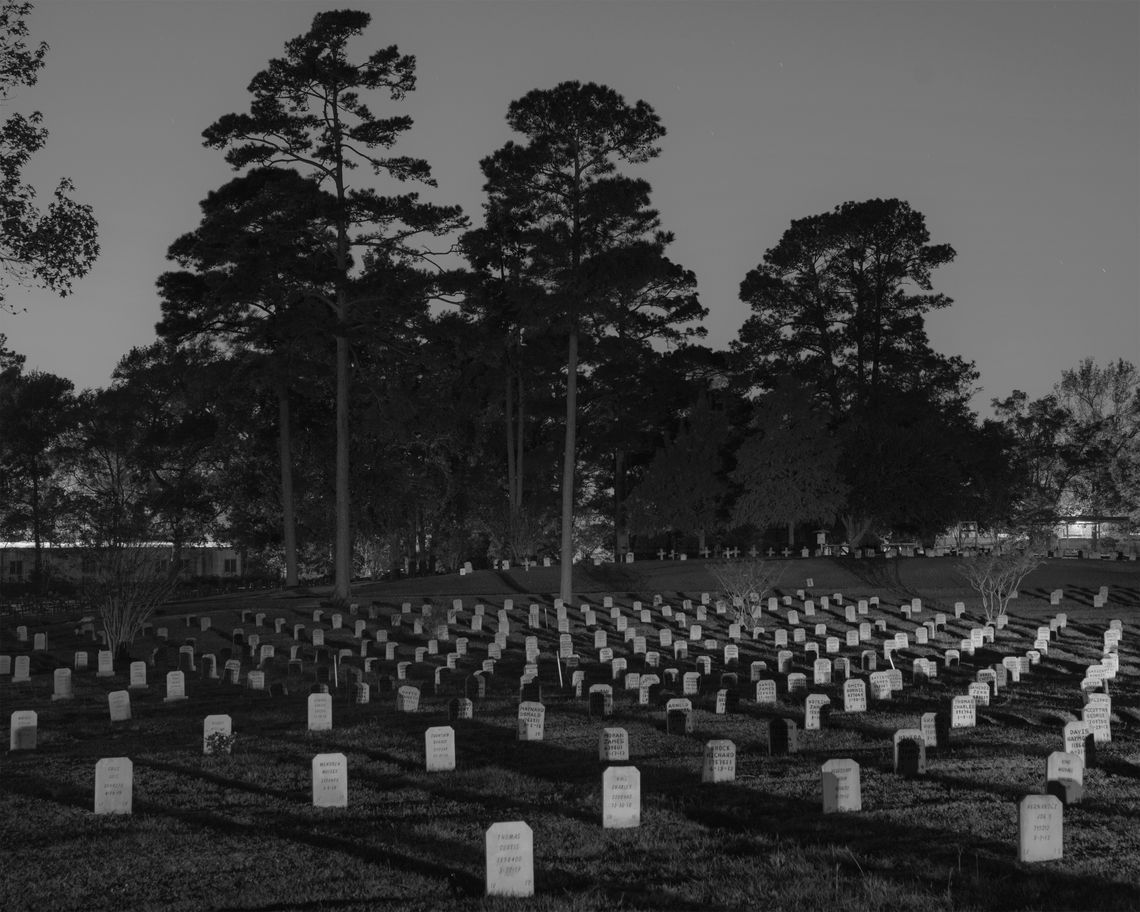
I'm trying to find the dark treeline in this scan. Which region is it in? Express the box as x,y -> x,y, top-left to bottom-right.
2,10 -> 1136,600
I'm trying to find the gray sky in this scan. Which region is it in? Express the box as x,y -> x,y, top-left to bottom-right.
5,0 -> 1138,412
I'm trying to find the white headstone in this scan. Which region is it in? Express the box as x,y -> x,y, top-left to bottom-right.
804,694 -> 830,731
485,821 -> 534,897
821,758 -> 861,813
397,685 -> 421,712
108,690 -> 131,722
202,714 -> 233,754
517,701 -> 545,741
308,693 -> 333,731
755,679 -> 777,704
1082,694 -> 1111,743
9,710 -> 36,750
425,726 -> 456,772
843,679 -> 867,713
311,753 -> 348,807
52,667 -> 73,701
951,694 -> 976,728
164,670 -> 187,702
1047,751 -> 1083,788
599,727 -> 629,762
1018,794 -> 1062,862
702,740 -> 736,783
602,765 -> 641,828
94,757 -> 133,815
1063,721 -> 1091,764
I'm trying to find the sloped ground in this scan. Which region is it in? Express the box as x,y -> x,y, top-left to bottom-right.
2,556 -> 1138,911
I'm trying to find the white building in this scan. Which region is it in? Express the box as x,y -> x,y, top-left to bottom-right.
0,541 -> 242,585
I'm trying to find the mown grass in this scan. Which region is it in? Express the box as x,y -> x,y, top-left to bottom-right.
2,557 -> 1139,911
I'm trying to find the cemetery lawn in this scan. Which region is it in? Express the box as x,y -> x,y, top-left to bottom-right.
2,557 -> 1139,911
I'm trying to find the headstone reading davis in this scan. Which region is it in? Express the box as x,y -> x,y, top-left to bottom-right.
485,821 -> 534,897
94,757 -> 133,815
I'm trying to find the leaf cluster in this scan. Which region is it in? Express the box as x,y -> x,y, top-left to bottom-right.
0,1 -> 98,308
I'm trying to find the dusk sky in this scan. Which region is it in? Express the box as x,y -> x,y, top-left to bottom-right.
4,0 -> 1138,414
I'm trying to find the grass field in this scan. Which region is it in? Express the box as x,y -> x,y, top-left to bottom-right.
2,556 -> 1139,911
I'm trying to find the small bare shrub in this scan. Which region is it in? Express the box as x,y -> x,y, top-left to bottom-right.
957,548 -> 1042,624
709,558 -> 785,623
82,543 -> 178,657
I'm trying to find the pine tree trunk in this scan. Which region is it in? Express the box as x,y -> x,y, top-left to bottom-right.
333,319 -> 352,601
276,380 -> 299,587
614,449 -> 629,559
505,369 -> 517,518
559,325 -> 579,604
31,470 -> 43,594
516,357 -> 525,514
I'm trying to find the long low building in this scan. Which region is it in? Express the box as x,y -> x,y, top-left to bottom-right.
0,541 -> 243,585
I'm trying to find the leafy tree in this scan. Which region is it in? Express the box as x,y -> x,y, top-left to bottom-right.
0,1 -> 98,309
0,332 -> 26,376
452,206 -> 565,561
944,416 -> 1023,541
958,548 -> 1042,624
351,300 -> 493,574
990,390 -> 1074,532
0,362 -> 75,588
203,9 -> 466,600
63,343 -> 227,651
733,199 -> 980,542
210,346 -> 338,580
994,358 -> 1140,535
158,167 -> 340,586
1054,358 -> 1139,523
479,80 -> 703,600
730,379 -> 847,546
580,247 -> 706,556
734,198 -> 965,413
95,343 -> 225,555
839,393 -> 1006,546
626,394 -> 729,554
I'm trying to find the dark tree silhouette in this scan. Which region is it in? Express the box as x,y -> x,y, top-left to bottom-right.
202,9 -> 466,600
0,1 -> 98,309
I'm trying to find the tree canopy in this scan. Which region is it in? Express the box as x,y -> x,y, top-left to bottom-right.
201,8 -> 466,600
477,80 -> 706,599
0,1 -> 98,309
